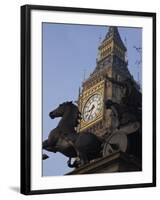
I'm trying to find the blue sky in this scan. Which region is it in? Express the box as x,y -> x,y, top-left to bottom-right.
42,23 -> 142,176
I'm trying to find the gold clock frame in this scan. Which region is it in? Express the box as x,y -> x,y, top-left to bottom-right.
79,80 -> 105,131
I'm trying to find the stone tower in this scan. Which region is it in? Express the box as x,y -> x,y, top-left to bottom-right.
78,26 -> 133,137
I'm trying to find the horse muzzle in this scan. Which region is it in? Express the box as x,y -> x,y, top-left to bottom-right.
49,111 -> 56,119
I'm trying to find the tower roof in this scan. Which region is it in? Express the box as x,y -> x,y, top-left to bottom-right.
104,26 -> 126,51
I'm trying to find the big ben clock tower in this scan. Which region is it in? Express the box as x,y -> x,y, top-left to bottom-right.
78,26 -> 133,137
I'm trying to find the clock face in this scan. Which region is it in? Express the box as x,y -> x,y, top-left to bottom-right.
83,93 -> 103,122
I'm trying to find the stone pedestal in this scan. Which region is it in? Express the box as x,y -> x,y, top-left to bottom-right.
66,152 -> 141,175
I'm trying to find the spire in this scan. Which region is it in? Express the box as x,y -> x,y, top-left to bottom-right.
104,26 -> 126,51
91,26 -> 129,77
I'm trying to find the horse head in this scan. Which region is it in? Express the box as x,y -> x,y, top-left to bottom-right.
49,102 -> 67,119
49,101 -> 81,127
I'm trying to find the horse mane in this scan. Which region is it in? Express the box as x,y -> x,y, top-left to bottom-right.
61,101 -> 79,110
60,101 -> 81,126
60,101 -> 74,106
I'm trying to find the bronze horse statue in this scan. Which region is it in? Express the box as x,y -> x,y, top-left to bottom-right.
43,101 -> 102,167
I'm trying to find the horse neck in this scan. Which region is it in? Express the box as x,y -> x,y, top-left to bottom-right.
57,108 -> 76,133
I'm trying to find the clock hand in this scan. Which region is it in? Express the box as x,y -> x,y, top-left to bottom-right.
88,105 -> 95,119
88,109 -> 93,119
87,104 -> 95,113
